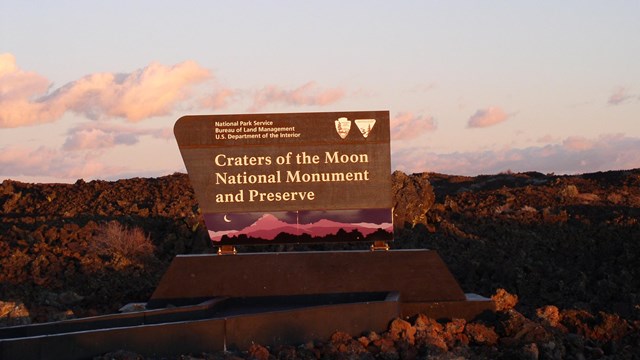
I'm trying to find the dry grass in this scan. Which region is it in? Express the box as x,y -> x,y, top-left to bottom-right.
91,221 -> 155,262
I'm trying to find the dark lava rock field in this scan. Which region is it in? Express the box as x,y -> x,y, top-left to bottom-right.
1,169 -> 639,359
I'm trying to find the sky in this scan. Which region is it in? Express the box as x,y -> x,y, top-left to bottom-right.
1,1 -> 639,183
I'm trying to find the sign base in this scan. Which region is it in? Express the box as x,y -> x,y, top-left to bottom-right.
147,249 -> 494,320
1,250 -> 495,359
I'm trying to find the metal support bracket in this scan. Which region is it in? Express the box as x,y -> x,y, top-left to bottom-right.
370,241 -> 390,251
217,245 -> 237,255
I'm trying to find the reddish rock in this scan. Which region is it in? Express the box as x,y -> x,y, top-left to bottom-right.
536,305 -> 561,328
357,335 -> 370,348
247,343 -> 270,360
329,331 -> 367,355
496,309 -> 527,337
443,318 -> 468,348
465,323 -> 499,346
369,330 -> 395,355
373,337 -> 396,354
329,331 -> 353,346
2,169 -> 640,358
273,345 -> 297,360
391,171 -> 435,230
444,318 -> 466,335
560,309 -> 595,338
388,318 -> 416,345
492,288 -> 518,311
591,312 -> 632,342
412,314 -> 448,352
0,300 -> 31,326
413,314 -> 443,333
513,321 -> 553,345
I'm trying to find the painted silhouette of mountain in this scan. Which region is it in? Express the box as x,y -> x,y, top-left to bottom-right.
240,226 -> 299,240
299,219 -> 390,237
209,214 -> 296,241
208,229 -> 237,242
352,221 -> 393,230
242,214 -> 290,232
236,214 -> 298,240
210,214 -> 393,241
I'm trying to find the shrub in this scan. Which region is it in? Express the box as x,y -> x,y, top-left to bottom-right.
91,221 -> 155,262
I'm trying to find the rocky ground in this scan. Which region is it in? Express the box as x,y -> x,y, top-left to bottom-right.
1,169 -> 640,358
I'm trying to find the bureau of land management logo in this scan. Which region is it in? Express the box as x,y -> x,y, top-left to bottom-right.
335,117 -> 376,139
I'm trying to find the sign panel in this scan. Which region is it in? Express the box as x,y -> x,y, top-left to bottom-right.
174,111 -> 392,245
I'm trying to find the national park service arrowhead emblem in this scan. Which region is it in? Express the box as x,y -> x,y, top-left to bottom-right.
335,117 -> 351,139
354,119 -> 376,138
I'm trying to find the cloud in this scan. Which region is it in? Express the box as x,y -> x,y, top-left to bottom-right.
0,145 -> 126,180
608,87 -> 633,105
62,123 -> 172,151
0,54 -> 50,99
46,60 -> 211,121
200,88 -> 237,109
249,81 -> 344,111
0,53 -> 61,127
391,112 -> 437,140
537,134 -> 560,144
1,123 -> 175,181
2,53 -> 350,126
467,107 -> 509,128
0,54 -> 211,127
392,134 -> 640,175
562,136 -> 594,151
6,132 -> 639,182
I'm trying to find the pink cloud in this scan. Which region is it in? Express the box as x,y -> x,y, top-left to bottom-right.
391,112 -> 437,140
0,145 -> 126,180
393,134 -> 640,175
608,87 -> 632,105
63,123 -> 172,151
563,136 -> 594,151
0,53 -> 63,127
63,127 -> 131,151
537,134 -> 559,144
200,88 -> 237,109
249,81 -> 344,111
0,54 -> 50,99
467,107 -> 509,128
49,60 -> 211,121
0,145 -> 58,173
0,54 -> 211,127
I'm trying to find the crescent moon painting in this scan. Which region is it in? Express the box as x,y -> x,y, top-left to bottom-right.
223,215 -> 231,223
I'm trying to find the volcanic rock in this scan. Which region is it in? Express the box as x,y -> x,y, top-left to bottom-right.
2,169 -> 640,358
391,170 -> 435,230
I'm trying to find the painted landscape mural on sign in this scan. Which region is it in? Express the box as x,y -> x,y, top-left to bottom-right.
174,111 -> 392,245
205,209 -> 392,244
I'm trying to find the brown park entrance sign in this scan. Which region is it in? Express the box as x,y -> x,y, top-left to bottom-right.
0,111 -> 491,358
174,111 -> 392,245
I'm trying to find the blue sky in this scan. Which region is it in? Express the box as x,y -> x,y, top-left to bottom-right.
1,1 -> 639,183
